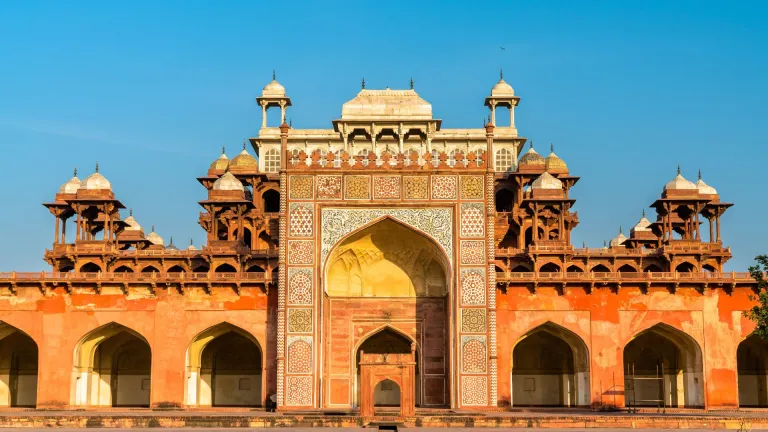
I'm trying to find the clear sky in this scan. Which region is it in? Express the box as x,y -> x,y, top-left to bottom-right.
0,1 -> 765,271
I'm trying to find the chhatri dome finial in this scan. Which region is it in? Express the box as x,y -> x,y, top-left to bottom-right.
619,226 -> 623,235
550,143 -> 554,153
642,209 -> 646,217
698,169 -> 702,180
500,68 -> 503,80
361,77 -> 366,89
410,77 -> 414,90
677,164 -> 681,175
272,69 -> 276,81
221,145 -> 226,155
530,140 -> 534,149
151,224 -> 155,233
95,162 -> 99,173
129,208 -> 132,217
243,139 -> 247,151
73,167 -> 77,177
190,238 -> 194,246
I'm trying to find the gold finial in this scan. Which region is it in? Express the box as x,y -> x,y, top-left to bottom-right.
500,68 -> 503,80
95,162 -> 99,173
677,164 -> 681,175
272,69 -> 276,81
410,77 -> 414,90
361,77 -> 366,89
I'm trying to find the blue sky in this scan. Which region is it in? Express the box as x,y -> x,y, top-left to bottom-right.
0,1 -> 765,271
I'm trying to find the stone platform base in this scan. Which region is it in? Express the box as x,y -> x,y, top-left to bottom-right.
0,409 -> 766,429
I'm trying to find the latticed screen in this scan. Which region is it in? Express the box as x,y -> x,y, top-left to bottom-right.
495,148 -> 513,172
265,148 -> 280,172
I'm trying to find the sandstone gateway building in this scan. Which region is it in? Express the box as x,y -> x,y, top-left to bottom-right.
0,74 -> 761,412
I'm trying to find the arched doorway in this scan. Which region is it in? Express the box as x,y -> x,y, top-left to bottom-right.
623,323 -> 703,408
185,323 -> 263,407
511,322 -> 590,407
355,328 -> 418,408
0,323 -> 37,407
738,334 -> 768,407
73,323 -> 151,407
324,217 -> 449,408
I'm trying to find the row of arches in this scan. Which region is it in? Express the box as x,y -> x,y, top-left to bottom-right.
0,322 -> 264,408
497,262 -> 717,274
79,263 -> 277,274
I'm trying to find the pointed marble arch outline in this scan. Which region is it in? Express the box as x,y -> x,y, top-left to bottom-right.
319,207 -> 453,269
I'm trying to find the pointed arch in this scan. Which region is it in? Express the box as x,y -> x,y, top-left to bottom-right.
215,263 -> 237,273
623,322 -> 704,407
738,333 -> 768,407
617,263 -> 638,272
79,262 -> 101,273
113,265 -> 133,273
167,265 -> 185,273
510,321 -> 590,407
590,264 -> 611,273
539,262 -> 561,273
185,322 -> 263,407
72,322 -> 151,407
141,265 -> 159,273
0,322 -> 38,407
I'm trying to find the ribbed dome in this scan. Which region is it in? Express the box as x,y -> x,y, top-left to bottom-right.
544,145 -> 568,173
146,226 -> 164,246
230,144 -> 258,169
519,143 -> 545,166
532,172 -> 563,190
696,171 -> 718,195
213,171 -> 245,191
610,228 -> 628,247
664,167 -> 697,191
82,164 -> 111,190
491,78 -> 515,97
209,147 -> 229,172
124,211 -> 142,231
58,169 -> 81,194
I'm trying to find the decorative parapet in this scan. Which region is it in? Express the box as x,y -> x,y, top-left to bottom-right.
286,149 -> 487,171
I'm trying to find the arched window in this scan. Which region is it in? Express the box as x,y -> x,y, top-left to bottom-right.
264,148 -> 280,173
567,265 -> 583,273
473,148 -> 485,166
357,149 -> 370,166
215,263 -> 237,273
262,189 -> 280,213
539,263 -> 561,273
495,148 -> 514,172
617,264 -> 637,273
448,149 -> 464,167
141,265 -> 159,274
676,262 -> 696,273
79,263 -> 101,273
591,264 -> 611,273
113,266 -> 133,273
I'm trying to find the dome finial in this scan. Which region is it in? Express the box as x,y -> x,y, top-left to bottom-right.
151,224 -> 155,233
642,209 -> 646,217
222,145 -> 226,155
603,239 -> 607,247
272,69 -> 276,81
410,77 -> 414,90
361,77 -> 366,89
530,140 -> 534,149
73,167 -> 77,177
550,143 -> 554,153
698,169 -> 702,180
190,238 -> 194,246
129,208 -> 132,217
500,68 -> 503,80
95,162 -> 99,173
169,236 -> 174,245
243,139 -> 247,151
619,226 -> 623,235
677,164 -> 681,175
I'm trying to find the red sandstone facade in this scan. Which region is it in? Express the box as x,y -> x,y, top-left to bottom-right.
0,74 -> 761,412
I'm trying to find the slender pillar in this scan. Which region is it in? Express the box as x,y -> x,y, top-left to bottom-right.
62,217 -> 67,244
54,217 -> 60,244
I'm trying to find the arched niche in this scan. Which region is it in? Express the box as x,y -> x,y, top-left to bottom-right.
355,327 -> 419,408
738,334 -> 768,407
325,218 -> 449,298
623,323 -> 704,408
510,322 -> 590,407
185,323 -> 263,407
72,323 -> 151,407
0,323 -> 38,407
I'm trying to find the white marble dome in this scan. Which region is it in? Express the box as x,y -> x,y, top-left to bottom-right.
124,214 -> 142,231
262,79 -> 286,97
490,78 -> 515,97
532,172 -> 563,190
664,168 -> 697,191
82,166 -> 112,190
58,170 -> 81,194
610,228 -> 628,247
213,172 -> 245,191
696,173 -> 718,195
146,226 -> 164,246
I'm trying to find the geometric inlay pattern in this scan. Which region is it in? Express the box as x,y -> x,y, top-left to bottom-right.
288,240 -> 313,265
345,175 -> 370,200
404,176 -> 429,200
461,376 -> 488,406
287,336 -> 313,373
286,376 -> 313,406
460,203 -> 485,238
289,203 -> 313,238
373,175 -> 401,200
289,175 -> 314,200
461,335 -> 487,373
460,175 -> 484,200
316,175 -> 342,200
288,308 -> 313,333
460,268 -> 485,305
288,268 -> 313,305
320,207 -> 453,267
431,175 -> 458,200
460,240 -> 485,265
461,308 -> 487,333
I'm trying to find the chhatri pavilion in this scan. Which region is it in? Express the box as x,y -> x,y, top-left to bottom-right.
0,73 -> 761,413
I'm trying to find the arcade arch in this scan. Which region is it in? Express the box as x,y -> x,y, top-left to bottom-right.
355,327 -> 419,408
737,334 -> 768,407
623,323 -> 703,407
0,323 -> 37,407
510,322 -> 590,407
185,323 -> 263,407
72,323 -> 151,407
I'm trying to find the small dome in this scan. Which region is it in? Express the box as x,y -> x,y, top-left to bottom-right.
544,145 -> 568,173
532,172 -> 563,190
230,143 -> 258,169
187,239 -> 197,251
146,226 -> 164,246
262,72 -> 286,97
58,169 -> 81,194
632,211 -> 652,232
664,167 -> 697,191
82,164 -> 112,190
610,227 -> 628,247
213,171 -> 245,191
519,143 -> 545,166
696,171 -> 718,195
209,147 -> 229,172
124,210 -> 142,231
491,78 -> 515,97
165,237 -> 179,251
